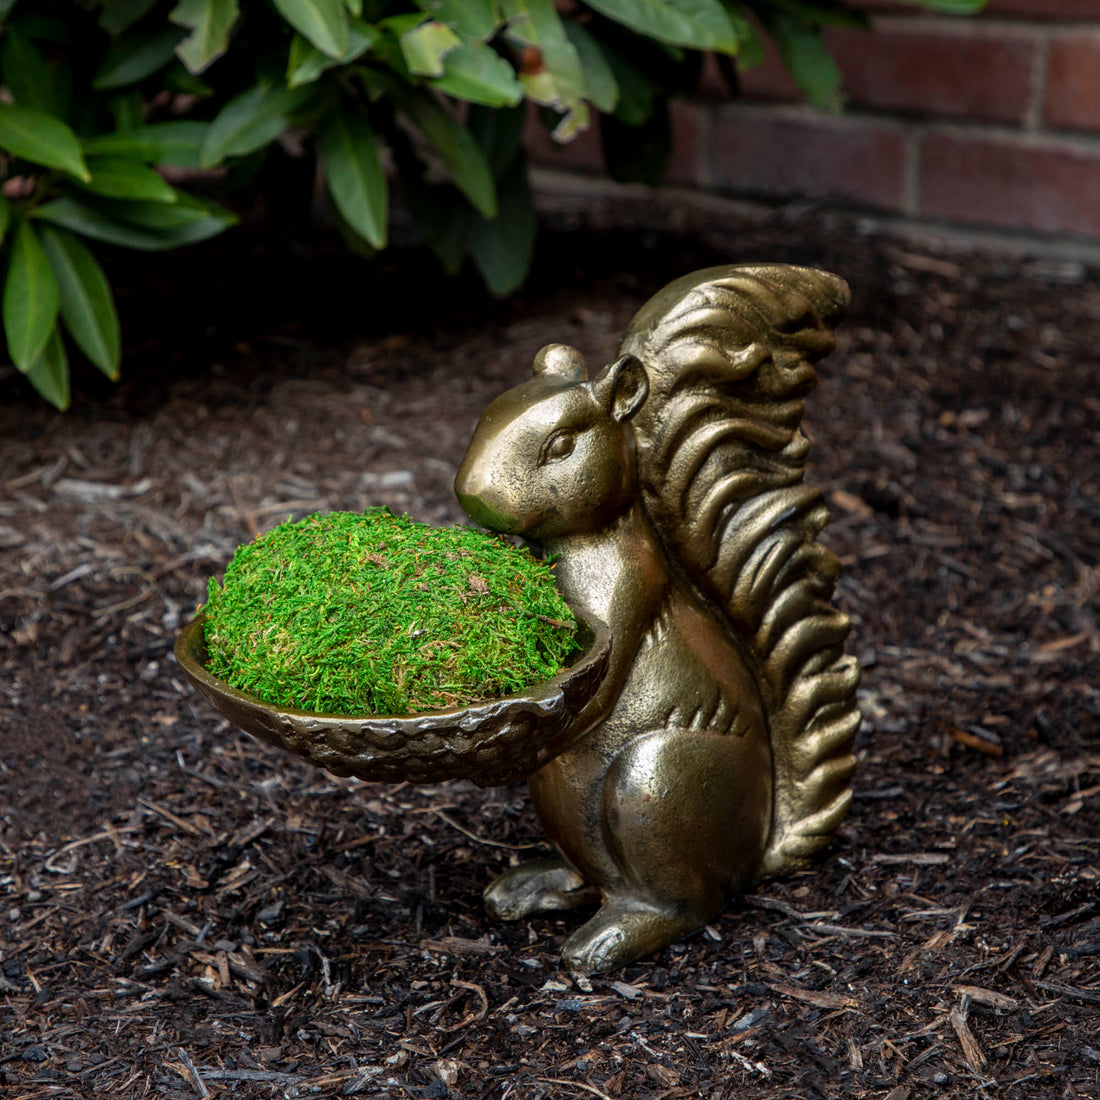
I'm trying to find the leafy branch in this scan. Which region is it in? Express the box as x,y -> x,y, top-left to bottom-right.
0,0 -> 984,407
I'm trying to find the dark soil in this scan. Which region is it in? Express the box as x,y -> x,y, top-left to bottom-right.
1,197 -> 1098,1100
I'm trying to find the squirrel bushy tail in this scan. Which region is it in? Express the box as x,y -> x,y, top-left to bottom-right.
619,264 -> 861,878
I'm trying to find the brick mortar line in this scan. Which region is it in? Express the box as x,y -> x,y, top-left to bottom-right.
701,100 -> 1100,151
903,129 -> 921,218
921,119 -> 1100,153
1024,31 -> 1052,132
847,210 -> 1100,264
857,11 -> 1097,36
861,11 -> 1100,34
706,101 -> 903,129
697,102 -> 714,191
528,168 -> 1100,261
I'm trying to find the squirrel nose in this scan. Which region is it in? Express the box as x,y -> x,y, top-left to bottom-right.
457,490 -> 501,532
455,487 -> 521,534
454,461 -> 521,534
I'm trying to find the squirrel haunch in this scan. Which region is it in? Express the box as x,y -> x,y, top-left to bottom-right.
456,263 -> 860,974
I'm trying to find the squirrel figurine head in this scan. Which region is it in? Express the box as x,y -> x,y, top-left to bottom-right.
455,342 -> 649,539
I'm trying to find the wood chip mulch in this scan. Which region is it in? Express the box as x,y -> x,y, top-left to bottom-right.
1,204 -> 1097,1099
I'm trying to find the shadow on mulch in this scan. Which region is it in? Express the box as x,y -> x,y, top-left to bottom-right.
1,201 -> 1098,1099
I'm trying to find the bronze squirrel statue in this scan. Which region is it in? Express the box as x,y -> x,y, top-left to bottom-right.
454,264 -> 861,974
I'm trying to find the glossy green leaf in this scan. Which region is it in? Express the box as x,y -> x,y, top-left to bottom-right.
94,25 -> 186,88
599,40 -> 654,127
33,194 -> 236,250
735,19 -> 765,71
0,104 -> 89,180
402,175 -> 469,275
329,207 -> 376,259
5,15 -> 72,44
468,154 -> 535,296
109,91 -> 146,131
286,18 -> 379,87
0,196 -> 11,248
585,0 -> 737,52
170,0 -> 240,73
221,147 -> 268,190
80,156 -> 180,202
759,11 -> 842,110
502,0 -> 589,140
286,34 -> 321,85
397,90 -> 496,217
39,226 -> 121,380
562,21 -> 618,114
163,60 -> 215,95
1,25 -> 58,115
765,0 -> 868,29
0,0 -> 18,17
200,82 -> 313,166
318,107 -> 387,248
467,103 -> 525,178
723,5 -> 754,46
84,121 -> 209,167
99,193 -> 233,230
358,62 -> 396,100
344,0 -> 362,14
99,0 -> 160,35
401,19 -> 461,75
432,40 -> 523,107
344,14 -> 381,47
379,12 -> 423,36
3,220 -> 60,371
24,329 -> 70,410
366,29 -> 414,88
272,0 -> 350,59
415,0 -> 499,41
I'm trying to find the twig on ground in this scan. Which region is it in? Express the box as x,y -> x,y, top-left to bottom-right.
175,1047 -> 210,1099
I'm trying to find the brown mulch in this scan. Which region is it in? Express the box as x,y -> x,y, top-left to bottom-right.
1,198 -> 1097,1100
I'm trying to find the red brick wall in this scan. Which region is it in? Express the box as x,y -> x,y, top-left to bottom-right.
529,4 -> 1100,244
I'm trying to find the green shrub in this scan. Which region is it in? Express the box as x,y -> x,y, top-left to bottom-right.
203,509 -> 579,715
0,0 -> 982,408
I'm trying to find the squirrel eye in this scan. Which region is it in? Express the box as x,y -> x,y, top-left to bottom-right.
541,430 -> 576,464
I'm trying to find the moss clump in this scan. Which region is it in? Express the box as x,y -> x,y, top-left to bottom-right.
202,509 -> 578,716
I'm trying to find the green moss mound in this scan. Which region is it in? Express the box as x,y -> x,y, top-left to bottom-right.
202,510 -> 578,716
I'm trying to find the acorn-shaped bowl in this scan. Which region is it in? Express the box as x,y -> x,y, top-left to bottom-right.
174,609 -> 611,786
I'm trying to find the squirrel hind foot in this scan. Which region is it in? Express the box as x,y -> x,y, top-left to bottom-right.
562,902 -> 712,975
484,856 -> 600,921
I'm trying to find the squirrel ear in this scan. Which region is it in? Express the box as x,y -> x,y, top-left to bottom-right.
533,344 -> 588,381
591,354 -> 649,423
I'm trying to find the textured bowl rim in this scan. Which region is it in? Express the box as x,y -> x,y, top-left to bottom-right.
174,609 -> 609,727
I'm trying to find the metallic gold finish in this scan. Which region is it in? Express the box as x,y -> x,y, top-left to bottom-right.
455,264 -> 861,973
174,611 -> 611,787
